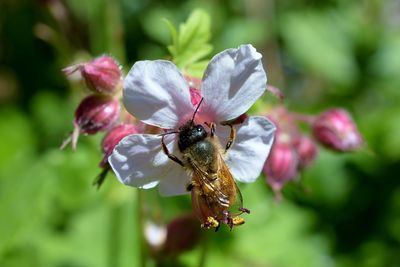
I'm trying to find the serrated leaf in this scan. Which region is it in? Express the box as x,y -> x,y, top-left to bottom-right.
164,18 -> 178,57
166,9 -> 212,73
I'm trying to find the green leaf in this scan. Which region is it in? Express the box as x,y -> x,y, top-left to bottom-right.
184,60 -> 209,78
166,9 -> 212,75
164,18 -> 178,52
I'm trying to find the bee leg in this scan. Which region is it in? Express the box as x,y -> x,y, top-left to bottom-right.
204,122 -> 216,138
239,207 -> 250,214
226,217 -> 234,230
224,124 -> 236,152
161,135 -> 184,167
222,211 -> 234,230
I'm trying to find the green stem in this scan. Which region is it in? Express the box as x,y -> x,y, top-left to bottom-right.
109,203 -> 121,267
198,232 -> 210,267
136,190 -> 147,267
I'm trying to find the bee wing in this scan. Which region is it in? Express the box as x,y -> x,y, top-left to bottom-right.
190,153 -> 243,212
217,154 -> 244,213
230,181 -> 245,216
190,160 -> 231,208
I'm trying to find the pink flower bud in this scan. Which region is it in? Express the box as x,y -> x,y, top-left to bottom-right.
294,135 -> 318,168
63,56 -> 122,95
162,214 -> 201,256
93,123 -> 138,189
61,94 -> 120,151
100,123 -> 138,168
313,108 -> 363,152
75,95 -> 120,134
263,133 -> 299,200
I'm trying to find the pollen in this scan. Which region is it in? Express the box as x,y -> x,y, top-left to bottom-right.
232,217 -> 245,226
201,217 -> 220,229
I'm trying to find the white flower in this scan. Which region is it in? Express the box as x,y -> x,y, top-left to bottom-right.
109,44 -> 276,196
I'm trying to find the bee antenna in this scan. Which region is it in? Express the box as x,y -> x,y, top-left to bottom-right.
191,97 -> 204,124
158,131 -> 179,137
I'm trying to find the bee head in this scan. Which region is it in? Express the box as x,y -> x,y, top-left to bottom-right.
178,123 -> 208,152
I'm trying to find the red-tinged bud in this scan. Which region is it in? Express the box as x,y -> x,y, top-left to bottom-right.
75,95 -> 120,134
294,135 -> 318,168
162,214 -> 201,256
264,133 -> 299,200
312,108 -> 363,152
63,56 -> 122,95
93,123 -> 137,189
61,94 -> 120,151
100,123 -> 138,168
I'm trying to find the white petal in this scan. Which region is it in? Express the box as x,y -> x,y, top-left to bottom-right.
158,135 -> 191,196
200,44 -> 267,122
158,164 -> 190,196
109,133 -> 191,196
108,134 -> 168,188
123,60 -> 194,129
217,116 -> 276,183
108,134 -> 170,188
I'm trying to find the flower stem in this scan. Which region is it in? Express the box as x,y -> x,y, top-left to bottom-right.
109,203 -> 121,267
198,231 -> 210,267
136,190 -> 147,267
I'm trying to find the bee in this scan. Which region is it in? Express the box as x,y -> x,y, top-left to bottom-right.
161,98 -> 250,230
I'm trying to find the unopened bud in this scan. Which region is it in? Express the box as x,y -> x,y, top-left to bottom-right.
162,214 -> 201,256
295,135 -> 317,168
63,56 -> 122,95
61,94 -> 120,151
264,133 -> 299,200
100,123 -> 138,168
313,108 -> 363,152
75,95 -> 120,134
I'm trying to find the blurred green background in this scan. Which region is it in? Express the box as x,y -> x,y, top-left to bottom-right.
1,0 -> 400,266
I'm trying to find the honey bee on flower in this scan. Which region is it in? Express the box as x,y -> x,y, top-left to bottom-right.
108,44 -> 276,230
